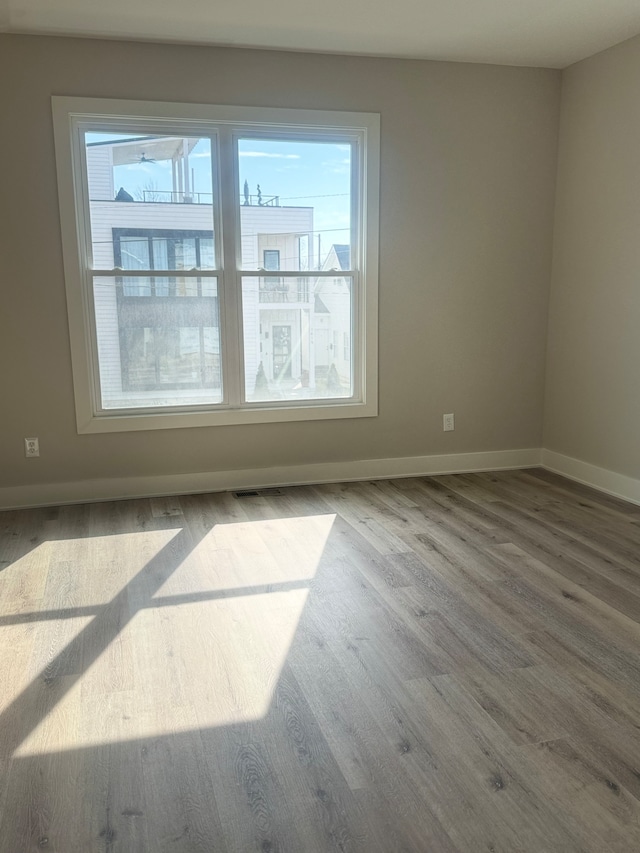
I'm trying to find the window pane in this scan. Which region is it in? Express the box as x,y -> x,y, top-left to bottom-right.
93,276 -> 222,409
119,237 -> 151,295
242,275 -> 353,402
263,249 -> 280,271
175,238 -> 197,269
120,237 -> 150,269
85,132 -> 216,269
238,138 -> 352,273
263,249 -> 281,288
200,238 -> 215,270
151,238 -> 170,296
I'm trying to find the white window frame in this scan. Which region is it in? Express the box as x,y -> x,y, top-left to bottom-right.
52,96 -> 379,433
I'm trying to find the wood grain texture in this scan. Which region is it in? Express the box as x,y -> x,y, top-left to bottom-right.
1,469 -> 639,851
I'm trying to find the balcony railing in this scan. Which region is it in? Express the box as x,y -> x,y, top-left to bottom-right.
137,190 -> 280,206
259,278 -> 310,303
139,190 -> 212,204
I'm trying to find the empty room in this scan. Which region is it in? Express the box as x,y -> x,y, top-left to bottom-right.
1,1 -> 640,849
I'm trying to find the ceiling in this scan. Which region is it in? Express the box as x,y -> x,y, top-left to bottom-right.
2,0 -> 640,69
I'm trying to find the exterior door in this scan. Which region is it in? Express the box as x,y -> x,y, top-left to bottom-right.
272,325 -> 292,379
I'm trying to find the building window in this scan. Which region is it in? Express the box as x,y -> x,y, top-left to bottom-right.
53,97 -> 379,432
112,229 -> 220,393
114,229 -> 216,296
261,248 -> 283,299
263,249 -> 281,273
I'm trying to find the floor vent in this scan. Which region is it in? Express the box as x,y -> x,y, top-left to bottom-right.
233,488 -> 284,498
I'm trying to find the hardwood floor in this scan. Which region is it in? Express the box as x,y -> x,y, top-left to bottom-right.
1,468 -> 640,851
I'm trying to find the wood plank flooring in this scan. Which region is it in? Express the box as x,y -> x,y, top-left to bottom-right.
1,468 -> 640,851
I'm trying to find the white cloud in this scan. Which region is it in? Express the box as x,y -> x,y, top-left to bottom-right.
239,151 -> 301,159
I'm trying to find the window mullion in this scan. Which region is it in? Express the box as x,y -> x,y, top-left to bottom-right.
218,126 -> 242,408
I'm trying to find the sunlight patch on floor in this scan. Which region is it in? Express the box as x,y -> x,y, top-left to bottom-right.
0,528 -> 184,611
152,513 -> 336,597
0,618 -> 94,715
13,515 -> 334,756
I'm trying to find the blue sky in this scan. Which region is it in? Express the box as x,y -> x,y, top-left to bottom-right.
88,133 -> 351,263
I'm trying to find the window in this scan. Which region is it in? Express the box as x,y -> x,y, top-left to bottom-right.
53,97 -> 379,432
115,229 -> 216,295
113,229 -> 220,393
261,248 -> 283,298
263,249 -> 281,272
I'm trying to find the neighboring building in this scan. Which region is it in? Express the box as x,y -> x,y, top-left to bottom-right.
86,136 -> 351,406
318,243 -> 352,387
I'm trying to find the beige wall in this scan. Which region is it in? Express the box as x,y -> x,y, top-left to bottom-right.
544,33 -> 640,479
0,35 -> 560,491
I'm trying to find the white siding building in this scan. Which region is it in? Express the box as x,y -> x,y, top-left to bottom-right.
86,136 -> 350,406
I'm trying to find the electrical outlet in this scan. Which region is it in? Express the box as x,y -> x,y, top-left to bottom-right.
443,413 -> 455,432
25,437 -> 39,457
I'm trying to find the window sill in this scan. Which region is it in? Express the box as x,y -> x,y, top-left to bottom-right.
77,398 -> 378,433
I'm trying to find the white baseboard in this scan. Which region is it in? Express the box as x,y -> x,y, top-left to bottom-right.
540,449 -> 640,507
0,448 -> 541,511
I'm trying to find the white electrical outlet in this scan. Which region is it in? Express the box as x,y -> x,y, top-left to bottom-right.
443,413 -> 455,432
25,437 -> 40,457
